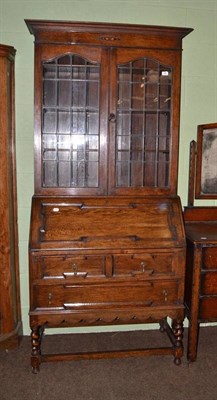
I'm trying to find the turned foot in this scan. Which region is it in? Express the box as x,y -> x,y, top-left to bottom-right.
31,326 -> 43,373
174,356 -> 181,366
172,320 -> 184,365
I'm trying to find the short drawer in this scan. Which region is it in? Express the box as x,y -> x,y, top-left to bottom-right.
33,280 -> 179,310
199,297 -> 217,320
113,253 -> 174,276
202,247 -> 217,270
201,272 -> 217,295
33,255 -> 106,279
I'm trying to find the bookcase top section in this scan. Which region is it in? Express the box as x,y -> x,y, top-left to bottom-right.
25,19 -> 193,48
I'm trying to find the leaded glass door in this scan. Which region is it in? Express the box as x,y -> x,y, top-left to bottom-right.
35,45 -> 181,196
34,46 -> 108,195
109,49 -> 180,195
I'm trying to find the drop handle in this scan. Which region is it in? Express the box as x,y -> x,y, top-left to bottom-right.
72,263 -> 78,276
163,290 -> 168,302
141,261 -> 146,272
109,113 -> 116,122
62,263 -> 88,278
131,261 -> 154,276
48,293 -> 53,305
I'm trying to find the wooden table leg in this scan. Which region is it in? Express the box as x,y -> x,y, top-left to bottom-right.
187,247 -> 201,362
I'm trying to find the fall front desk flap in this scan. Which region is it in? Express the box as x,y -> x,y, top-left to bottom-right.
29,196 -> 185,250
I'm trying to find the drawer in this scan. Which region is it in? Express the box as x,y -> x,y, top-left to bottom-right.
33,280 -> 179,309
33,255 -> 106,279
201,272 -> 217,295
113,253 -> 174,276
199,297 -> 217,320
203,248 -> 217,270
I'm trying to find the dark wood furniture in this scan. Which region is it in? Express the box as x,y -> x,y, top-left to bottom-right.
184,208 -> 217,362
0,44 -> 22,349
26,20 -> 192,372
184,123 -> 217,362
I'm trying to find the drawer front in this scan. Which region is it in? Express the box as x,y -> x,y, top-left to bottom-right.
113,253 -> 174,277
33,280 -> 179,309
201,272 -> 217,295
203,248 -> 217,270
199,297 -> 217,320
34,255 -> 106,279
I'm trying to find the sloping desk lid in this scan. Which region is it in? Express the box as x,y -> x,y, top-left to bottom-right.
30,197 -> 185,250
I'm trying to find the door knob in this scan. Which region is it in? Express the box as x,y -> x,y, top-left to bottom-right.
109,113 -> 116,122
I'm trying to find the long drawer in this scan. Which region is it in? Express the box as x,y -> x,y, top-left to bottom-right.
32,280 -> 179,310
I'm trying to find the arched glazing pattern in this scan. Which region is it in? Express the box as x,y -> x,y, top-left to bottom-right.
42,54 -> 100,188
116,58 -> 172,188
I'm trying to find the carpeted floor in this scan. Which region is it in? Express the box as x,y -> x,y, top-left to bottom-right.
0,326 -> 217,400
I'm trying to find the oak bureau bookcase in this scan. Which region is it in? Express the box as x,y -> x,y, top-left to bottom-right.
25,20 -> 192,372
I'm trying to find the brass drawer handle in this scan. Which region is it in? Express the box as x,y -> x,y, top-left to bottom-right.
48,292 -> 53,305
141,261 -> 146,272
163,290 -> 168,302
72,263 -> 78,276
63,263 -> 88,278
131,261 -> 154,276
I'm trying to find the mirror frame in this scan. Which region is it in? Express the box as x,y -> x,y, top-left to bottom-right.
195,122 -> 217,198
